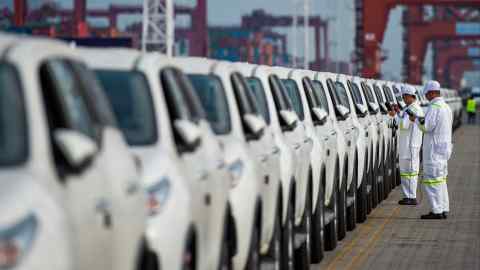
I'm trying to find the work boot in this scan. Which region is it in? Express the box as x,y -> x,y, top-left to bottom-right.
398,198 -> 417,205
442,212 -> 448,219
421,212 -> 444,219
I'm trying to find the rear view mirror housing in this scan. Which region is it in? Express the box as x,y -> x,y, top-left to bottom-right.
173,119 -> 202,152
54,129 -> 98,173
335,104 -> 350,121
243,114 -> 266,141
279,110 -> 298,131
311,107 -> 328,125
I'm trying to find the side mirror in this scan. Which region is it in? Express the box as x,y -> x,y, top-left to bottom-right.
243,114 -> 266,140
311,107 -> 328,125
355,104 -> 368,117
54,129 -> 98,172
279,110 -> 298,131
335,104 -> 350,120
173,119 -> 202,152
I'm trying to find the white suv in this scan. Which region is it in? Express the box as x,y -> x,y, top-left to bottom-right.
176,57 -> 264,270
0,35 -> 146,270
81,50 -> 232,270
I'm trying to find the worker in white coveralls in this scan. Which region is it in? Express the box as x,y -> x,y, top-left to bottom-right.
410,80 -> 453,220
388,85 -> 423,206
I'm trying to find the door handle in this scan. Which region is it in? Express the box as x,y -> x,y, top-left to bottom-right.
294,143 -> 301,149
96,198 -> 112,229
330,131 -> 336,136
304,138 -> 312,144
271,147 -> 280,155
126,181 -> 140,196
199,171 -> 209,181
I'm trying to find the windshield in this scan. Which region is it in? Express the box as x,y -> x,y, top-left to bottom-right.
0,63 -> 28,166
335,82 -> 351,111
282,79 -> 305,120
95,70 -> 157,146
188,74 -> 231,135
362,83 -> 376,104
246,77 -> 270,124
311,81 -> 330,114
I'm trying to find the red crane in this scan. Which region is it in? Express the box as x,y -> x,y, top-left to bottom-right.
355,0 -> 480,78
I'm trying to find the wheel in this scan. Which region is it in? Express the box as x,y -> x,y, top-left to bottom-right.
377,159 -> 385,202
310,173 -> 325,263
371,150 -> 379,208
347,163 -> 357,231
183,243 -> 195,270
262,202 -> 282,270
381,158 -> 389,200
281,197 -> 295,270
357,159 -> 368,223
219,223 -> 232,270
138,242 -> 159,270
324,172 -> 338,251
246,222 -> 260,270
294,186 -> 311,270
337,167 -> 348,241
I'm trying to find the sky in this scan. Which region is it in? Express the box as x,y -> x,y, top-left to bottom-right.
0,0 -> 404,79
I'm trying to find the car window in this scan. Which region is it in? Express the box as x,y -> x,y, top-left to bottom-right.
373,84 -> 385,103
96,70 -> 158,146
392,85 -> 403,103
311,80 -> 330,114
268,75 -> 292,111
282,79 -> 305,120
70,62 -> 116,127
188,74 -> 231,135
335,81 -> 351,112
349,81 -> 364,105
362,83 -> 376,104
302,78 -> 320,109
382,86 -> 394,103
246,77 -> 271,124
231,72 -> 259,116
0,62 -> 28,166
45,60 -> 97,139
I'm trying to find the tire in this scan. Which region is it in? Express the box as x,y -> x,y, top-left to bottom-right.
263,202 -> 282,270
246,222 -> 260,270
310,172 -> 325,264
183,243 -> 195,270
347,162 -> 357,231
371,149 -> 379,208
324,171 -> 338,251
138,242 -> 159,270
357,158 -> 368,223
219,223 -> 232,270
281,197 -> 295,270
377,158 -> 385,202
337,166 -> 348,241
294,186 -> 311,270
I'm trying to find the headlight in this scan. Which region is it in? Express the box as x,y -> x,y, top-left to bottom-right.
147,178 -> 171,216
228,160 -> 244,187
0,214 -> 38,269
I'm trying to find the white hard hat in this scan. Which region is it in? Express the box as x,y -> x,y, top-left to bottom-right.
423,80 -> 441,95
401,84 -> 417,96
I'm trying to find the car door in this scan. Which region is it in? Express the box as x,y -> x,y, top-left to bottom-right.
38,59 -> 112,270
160,67 -> 217,267
72,62 -> 146,270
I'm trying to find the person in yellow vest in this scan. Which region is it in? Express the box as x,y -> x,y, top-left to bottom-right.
466,96 -> 477,124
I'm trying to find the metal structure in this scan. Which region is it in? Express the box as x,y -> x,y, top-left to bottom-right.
445,56 -> 480,89
142,0 -> 174,55
242,9 -> 329,69
11,0 -> 207,56
355,0 -> 480,78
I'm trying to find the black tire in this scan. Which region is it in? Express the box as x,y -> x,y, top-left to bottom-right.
357,157 -> 368,223
371,149 -> 379,208
281,197 -> 295,270
377,158 -> 385,202
263,202 -> 282,270
183,242 -> 195,270
219,223 -> 232,270
246,222 -> 261,270
138,242 -> 159,270
337,166 -> 348,241
310,172 -> 325,263
324,171 -> 338,251
347,162 -> 357,231
294,186 -> 311,270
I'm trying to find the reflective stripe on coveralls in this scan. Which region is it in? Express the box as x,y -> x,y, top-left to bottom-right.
422,177 -> 447,186
400,172 -> 418,177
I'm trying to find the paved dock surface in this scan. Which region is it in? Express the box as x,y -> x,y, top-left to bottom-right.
314,125 -> 480,270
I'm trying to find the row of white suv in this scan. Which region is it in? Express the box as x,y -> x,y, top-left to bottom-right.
4,33 -> 461,270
